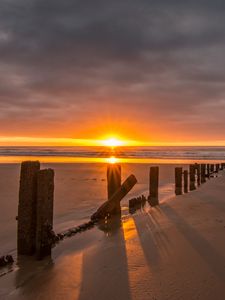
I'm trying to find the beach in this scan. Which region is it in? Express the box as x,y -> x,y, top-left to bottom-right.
0,162 -> 178,255
1,161 -> 225,299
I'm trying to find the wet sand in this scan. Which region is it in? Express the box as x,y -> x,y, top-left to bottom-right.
0,162 -> 178,255
1,164 -> 225,299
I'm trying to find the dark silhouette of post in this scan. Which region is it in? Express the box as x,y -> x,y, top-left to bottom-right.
210,164 -> 214,174
107,164 -> 121,214
195,164 -> 201,186
175,167 -> 182,195
36,169 -> 54,259
206,164 -> 210,178
149,166 -> 159,206
200,164 -> 206,183
189,164 -> 196,191
183,170 -> 188,193
17,161 -> 40,255
216,164 -> 220,173
91,174 -> 137,220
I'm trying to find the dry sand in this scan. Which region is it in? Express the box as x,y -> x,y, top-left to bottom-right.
1,165 -> 225,299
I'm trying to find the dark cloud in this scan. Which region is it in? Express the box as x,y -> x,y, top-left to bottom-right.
0,0 -> 225,141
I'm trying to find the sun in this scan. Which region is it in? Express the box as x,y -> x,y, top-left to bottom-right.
101,137 -> 124,147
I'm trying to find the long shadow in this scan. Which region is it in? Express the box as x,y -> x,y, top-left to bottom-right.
196,187 -> 225,216
13,255 -> 54,299
161,204 -> 225,282
132,210 -> 171,269
78,215 -> 132,300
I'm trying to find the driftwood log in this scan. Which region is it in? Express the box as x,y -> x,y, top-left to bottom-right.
91,174 -> 137,220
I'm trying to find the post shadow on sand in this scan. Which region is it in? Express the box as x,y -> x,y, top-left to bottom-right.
132,208 -> 171,269
161,204 -> 225,282
97,214 -> 122,235
78,214 -> 132,300
195,187 -> 225,216
14,254 -> 54,296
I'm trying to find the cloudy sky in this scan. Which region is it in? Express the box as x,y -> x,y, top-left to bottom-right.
0,0 -> 225,145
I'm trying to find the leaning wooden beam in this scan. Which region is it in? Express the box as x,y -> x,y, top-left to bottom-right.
36,169 -> 54,260
17,161 -> 40,255
91,174 -> 137,220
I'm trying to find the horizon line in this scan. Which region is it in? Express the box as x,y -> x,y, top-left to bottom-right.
0,136 -> 225,147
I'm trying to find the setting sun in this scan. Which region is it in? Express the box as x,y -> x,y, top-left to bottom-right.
101,137 -> 125,147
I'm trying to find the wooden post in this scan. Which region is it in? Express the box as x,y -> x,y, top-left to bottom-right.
175,167 -> 182,195
210,164 -> 214,174
189,164 -> 196,191
216,164 -> 220,173
206,164 -> 210,178
17,161 -> 40,255
200,164 -> 206,183
91,174 -> 137,220
149,166 -> 159,206
36,169 -> 54,259
107,164 -> 121,214
196,164 -> 201,186
183,170 -> 188,193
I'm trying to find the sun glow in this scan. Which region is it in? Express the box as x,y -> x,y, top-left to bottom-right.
106,156 -> 118,164
101,137 -> 125,147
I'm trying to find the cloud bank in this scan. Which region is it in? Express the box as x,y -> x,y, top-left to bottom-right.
0,0 -> 225,143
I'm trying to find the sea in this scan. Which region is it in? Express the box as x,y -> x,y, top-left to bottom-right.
0,146 -> 225,162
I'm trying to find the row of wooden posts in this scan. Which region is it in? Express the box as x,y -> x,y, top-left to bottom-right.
175,163 -> 225,195
16,161 -> 225,260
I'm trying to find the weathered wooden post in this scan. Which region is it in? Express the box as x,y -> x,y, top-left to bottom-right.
200,164 -> 206,183
206,164 -> 210,178
210,164 -> 214,174
17,161 -> 40,255
149,166 -> 159,206
195,164 -> 201,186
216,164 -> 220,173
175,167 -> 182,195
36,169 -> 54,259
107,164 -> 121,214
183,170 -> 188,193
189,164 -> 196,191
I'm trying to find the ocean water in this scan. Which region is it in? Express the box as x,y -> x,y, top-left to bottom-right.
0,146 -> 225,162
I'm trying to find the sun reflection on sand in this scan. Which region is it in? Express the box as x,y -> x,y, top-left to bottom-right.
122,217 -> 153,298
106,156 -> 118,164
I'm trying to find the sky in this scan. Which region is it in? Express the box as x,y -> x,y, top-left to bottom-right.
0,0 -> 225,146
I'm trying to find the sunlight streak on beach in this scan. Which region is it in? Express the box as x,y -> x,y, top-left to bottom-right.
122,218 -> 153,299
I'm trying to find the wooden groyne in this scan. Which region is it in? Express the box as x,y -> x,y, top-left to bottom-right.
1,160 -> 224,267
